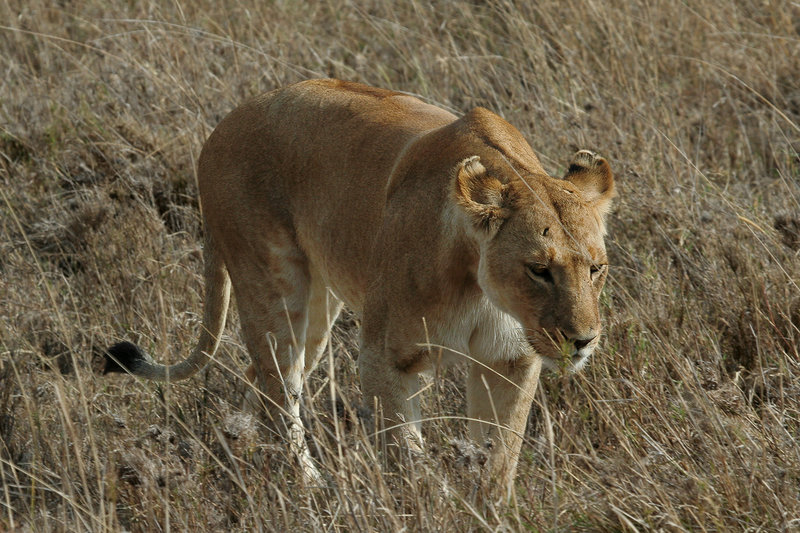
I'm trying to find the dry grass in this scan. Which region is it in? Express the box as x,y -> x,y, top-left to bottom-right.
1,0 -> 799,530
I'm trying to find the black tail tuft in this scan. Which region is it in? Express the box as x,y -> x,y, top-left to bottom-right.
104,341 -> 147,375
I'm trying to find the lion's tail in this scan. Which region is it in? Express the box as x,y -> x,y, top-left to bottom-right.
104,231 -> 231,382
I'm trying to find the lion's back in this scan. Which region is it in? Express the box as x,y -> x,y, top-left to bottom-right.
197,80 -> 458,309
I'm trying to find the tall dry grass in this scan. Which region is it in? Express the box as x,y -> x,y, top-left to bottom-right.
1,0 -> 799,530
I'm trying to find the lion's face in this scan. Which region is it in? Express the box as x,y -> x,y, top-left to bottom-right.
455,151 -> 615,371
479,186 -> 609,370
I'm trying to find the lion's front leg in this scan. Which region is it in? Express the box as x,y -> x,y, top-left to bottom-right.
358,346 -> 424,456
467,355 -> 542,496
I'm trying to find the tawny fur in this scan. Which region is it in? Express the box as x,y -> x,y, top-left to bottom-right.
106,79 -> 616,496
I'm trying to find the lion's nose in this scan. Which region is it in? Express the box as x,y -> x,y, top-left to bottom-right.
572,335 -> 597,351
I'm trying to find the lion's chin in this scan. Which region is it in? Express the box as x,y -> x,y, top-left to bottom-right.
567,352 -> 591,372
540,351 -> 592,373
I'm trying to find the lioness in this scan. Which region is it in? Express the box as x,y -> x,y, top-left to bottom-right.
105,79 -> 615,494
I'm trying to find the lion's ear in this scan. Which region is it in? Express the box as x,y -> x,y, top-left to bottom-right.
453,156 -> 510,234
564,150 -> 615,217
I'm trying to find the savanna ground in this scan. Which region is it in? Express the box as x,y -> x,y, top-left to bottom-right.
1,0 -> 799,531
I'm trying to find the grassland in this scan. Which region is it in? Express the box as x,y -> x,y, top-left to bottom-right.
1,0 -> 799,530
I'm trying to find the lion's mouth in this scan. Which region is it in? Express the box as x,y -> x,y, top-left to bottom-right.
527,331 -> 567,355
527,333 -> 594,372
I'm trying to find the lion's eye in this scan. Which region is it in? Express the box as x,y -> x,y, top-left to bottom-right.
590,264 -> 607,281
526,263 -> 553,283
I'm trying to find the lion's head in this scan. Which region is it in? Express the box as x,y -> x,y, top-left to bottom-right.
454,150 -> 615,371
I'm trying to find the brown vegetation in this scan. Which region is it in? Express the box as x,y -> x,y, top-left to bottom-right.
1,0 -> 799,530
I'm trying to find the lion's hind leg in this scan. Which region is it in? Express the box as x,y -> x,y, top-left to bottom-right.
303,275 -> 343,375
228,235 -> 321,483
